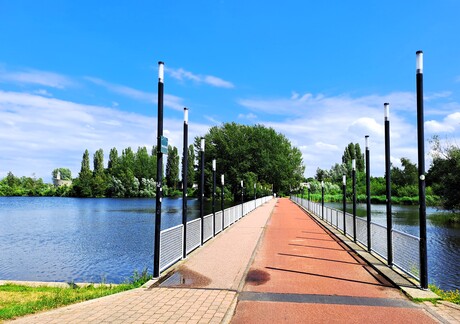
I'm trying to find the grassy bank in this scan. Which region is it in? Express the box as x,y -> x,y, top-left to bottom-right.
429,284 -> 460,305
0,270 -> 151,321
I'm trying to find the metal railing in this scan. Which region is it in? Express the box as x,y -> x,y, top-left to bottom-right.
290,196 -> 421,281
159,195 -> 273,273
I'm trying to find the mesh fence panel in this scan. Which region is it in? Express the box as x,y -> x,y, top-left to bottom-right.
215,211 -> 223,234
203,214 -> 214,243
393,229 -> 420,279
345,213 -> 354,237
186,218 -> 201,254
356,217 -> 368,246
159,224 -> 183,272
371,222 -> 388,259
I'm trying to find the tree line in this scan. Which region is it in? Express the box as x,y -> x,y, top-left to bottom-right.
307,136 -> 460,212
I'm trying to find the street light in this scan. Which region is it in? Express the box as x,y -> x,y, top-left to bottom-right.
241,180 -> 244,218
200,137 -> 205,245
343,174 -> 346,235
212,159 -> 216,236
384,102 -> 393,265
182,107 -> 189,259
221,174 -> 225,229
365,135 -> 371,252
307,182 -> 311,211
352,158 -> 357,242
321,180 -> 324,220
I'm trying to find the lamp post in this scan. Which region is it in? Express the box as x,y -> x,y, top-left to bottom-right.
321,181 -> 324,220
241,180 -> 244,218
365,135 -> 371,252
352,159 -> 357,242
343,175 -> 346,235
200,137 -> 205,245
153,61 -> 164,278
182,107 -> 189,259
221,174 -> 225,229
254,183 -> 257,208
417,51 -> 428,289
384,102 -> 393,266
212,159 -> 216,236
307,183 -> 310,211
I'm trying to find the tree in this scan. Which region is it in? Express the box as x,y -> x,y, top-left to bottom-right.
427,136 -> 460,211
92,149 -> 107,197
72,149 -> 93,197
52,168 -> 72,180
186,144 -> 195,188
107,147 -> 119,177
342,142 -> 364,176
166,145 -> 180,190
134,146 -> 150,180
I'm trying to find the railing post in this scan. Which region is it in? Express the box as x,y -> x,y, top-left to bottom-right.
321,181 -> 324,220
221,174 -> 225,230
365,135 -> 371,252
384,103 -> 393,266
241,180 -> 244,218
182,107 -> 188,259
212,159 -> 216,236
200,137 -> 205,245
416,50 -> 428,289
154,61 -> 164,278
352,159 -> 357,242
343,175 -> 346,234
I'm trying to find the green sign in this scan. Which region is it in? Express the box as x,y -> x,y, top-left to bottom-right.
160,136 -> 168,154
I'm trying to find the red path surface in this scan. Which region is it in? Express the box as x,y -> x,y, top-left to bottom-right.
231,198 -> 437,323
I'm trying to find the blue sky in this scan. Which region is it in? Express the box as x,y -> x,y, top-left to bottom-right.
1,1 -> 460,182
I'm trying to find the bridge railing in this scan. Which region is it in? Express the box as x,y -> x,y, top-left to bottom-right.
290,196 -> 420,281
159,195 -> 273,273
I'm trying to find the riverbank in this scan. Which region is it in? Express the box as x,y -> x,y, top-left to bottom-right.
0,271 -> 151,321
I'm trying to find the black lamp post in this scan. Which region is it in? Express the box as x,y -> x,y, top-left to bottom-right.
384,102 -> 393,266
153,61 -> 164,278
200,137 -> 205,245
343,174 -> 346,235
182,107 -> 188,259
307,183 -> 310,210
416,51 -> 428,289
352,158 -> 357,242
212,159 -> 216,236
365,135 -> 371,252
254,183 -> 257,208
321,180 -> 324,220
221,174 -> 225,228
241,180 -> 244,217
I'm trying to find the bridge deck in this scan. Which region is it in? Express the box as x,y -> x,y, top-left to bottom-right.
9,198 -> 458,323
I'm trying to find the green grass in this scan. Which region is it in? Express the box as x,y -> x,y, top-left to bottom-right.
429,212 -> 460,226
0,269 -> 152,321
429,284 -> 460,304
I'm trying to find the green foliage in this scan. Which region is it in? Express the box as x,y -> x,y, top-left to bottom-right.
427,136 -> 460,211
197,123 -> 304,200
52,168 -> 72,180
166,145 -> 180,190
429,284 -> 460,304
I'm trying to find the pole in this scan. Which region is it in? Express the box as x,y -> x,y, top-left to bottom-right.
307,183 -> 310,211
321,181 -> 324,220
384,102 -> 393,266
154,61 -> 164,278
241,180 -> 244,218
416,50 -> 428,289
365,135 -> 371,252
182,107 -> 188,259
352,159 -> 357,242
254,183 -> 257,209
343,175 -> 346,235
212,159 -> 216,236
221,174 -> 225,228
200,137 -> 205,245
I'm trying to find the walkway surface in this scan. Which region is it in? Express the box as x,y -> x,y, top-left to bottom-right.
6,198 -> 459,323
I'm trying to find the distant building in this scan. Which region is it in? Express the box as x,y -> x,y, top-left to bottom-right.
53,170 -> 72,187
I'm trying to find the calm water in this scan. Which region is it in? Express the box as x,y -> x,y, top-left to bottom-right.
0,197 -> 228,284
1,198 -> 459,291
327,202 -> 460,291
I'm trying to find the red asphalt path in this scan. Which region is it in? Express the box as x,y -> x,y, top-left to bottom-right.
231,198 -> 437,323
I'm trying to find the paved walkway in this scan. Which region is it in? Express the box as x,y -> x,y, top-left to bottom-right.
6,198 -> 460,323
231,198 -> 445,323
8,198 -> 276,324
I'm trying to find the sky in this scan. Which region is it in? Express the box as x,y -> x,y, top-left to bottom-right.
1,1 -> 460,182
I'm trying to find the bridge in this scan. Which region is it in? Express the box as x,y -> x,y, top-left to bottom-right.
12,197 -> 459,323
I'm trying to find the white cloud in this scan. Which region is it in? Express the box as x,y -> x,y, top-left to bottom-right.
425,111 -> 460,134
85,76 -> 184,111
33,89 -> 53,97
0,68 -> 75,89
0,90 -> 209,181
238,112 -> 257,120
166,67 -> 234,89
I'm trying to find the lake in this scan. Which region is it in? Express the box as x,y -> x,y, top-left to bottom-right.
0,197 -> 458,291
0,197 -> 230,285
326,201 -> 460,291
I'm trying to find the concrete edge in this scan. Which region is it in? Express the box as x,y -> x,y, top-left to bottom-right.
0,280 -> 121,288
293,202 -> 441,301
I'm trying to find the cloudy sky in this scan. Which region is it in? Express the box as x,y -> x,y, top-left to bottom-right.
1,1 -> 460,182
